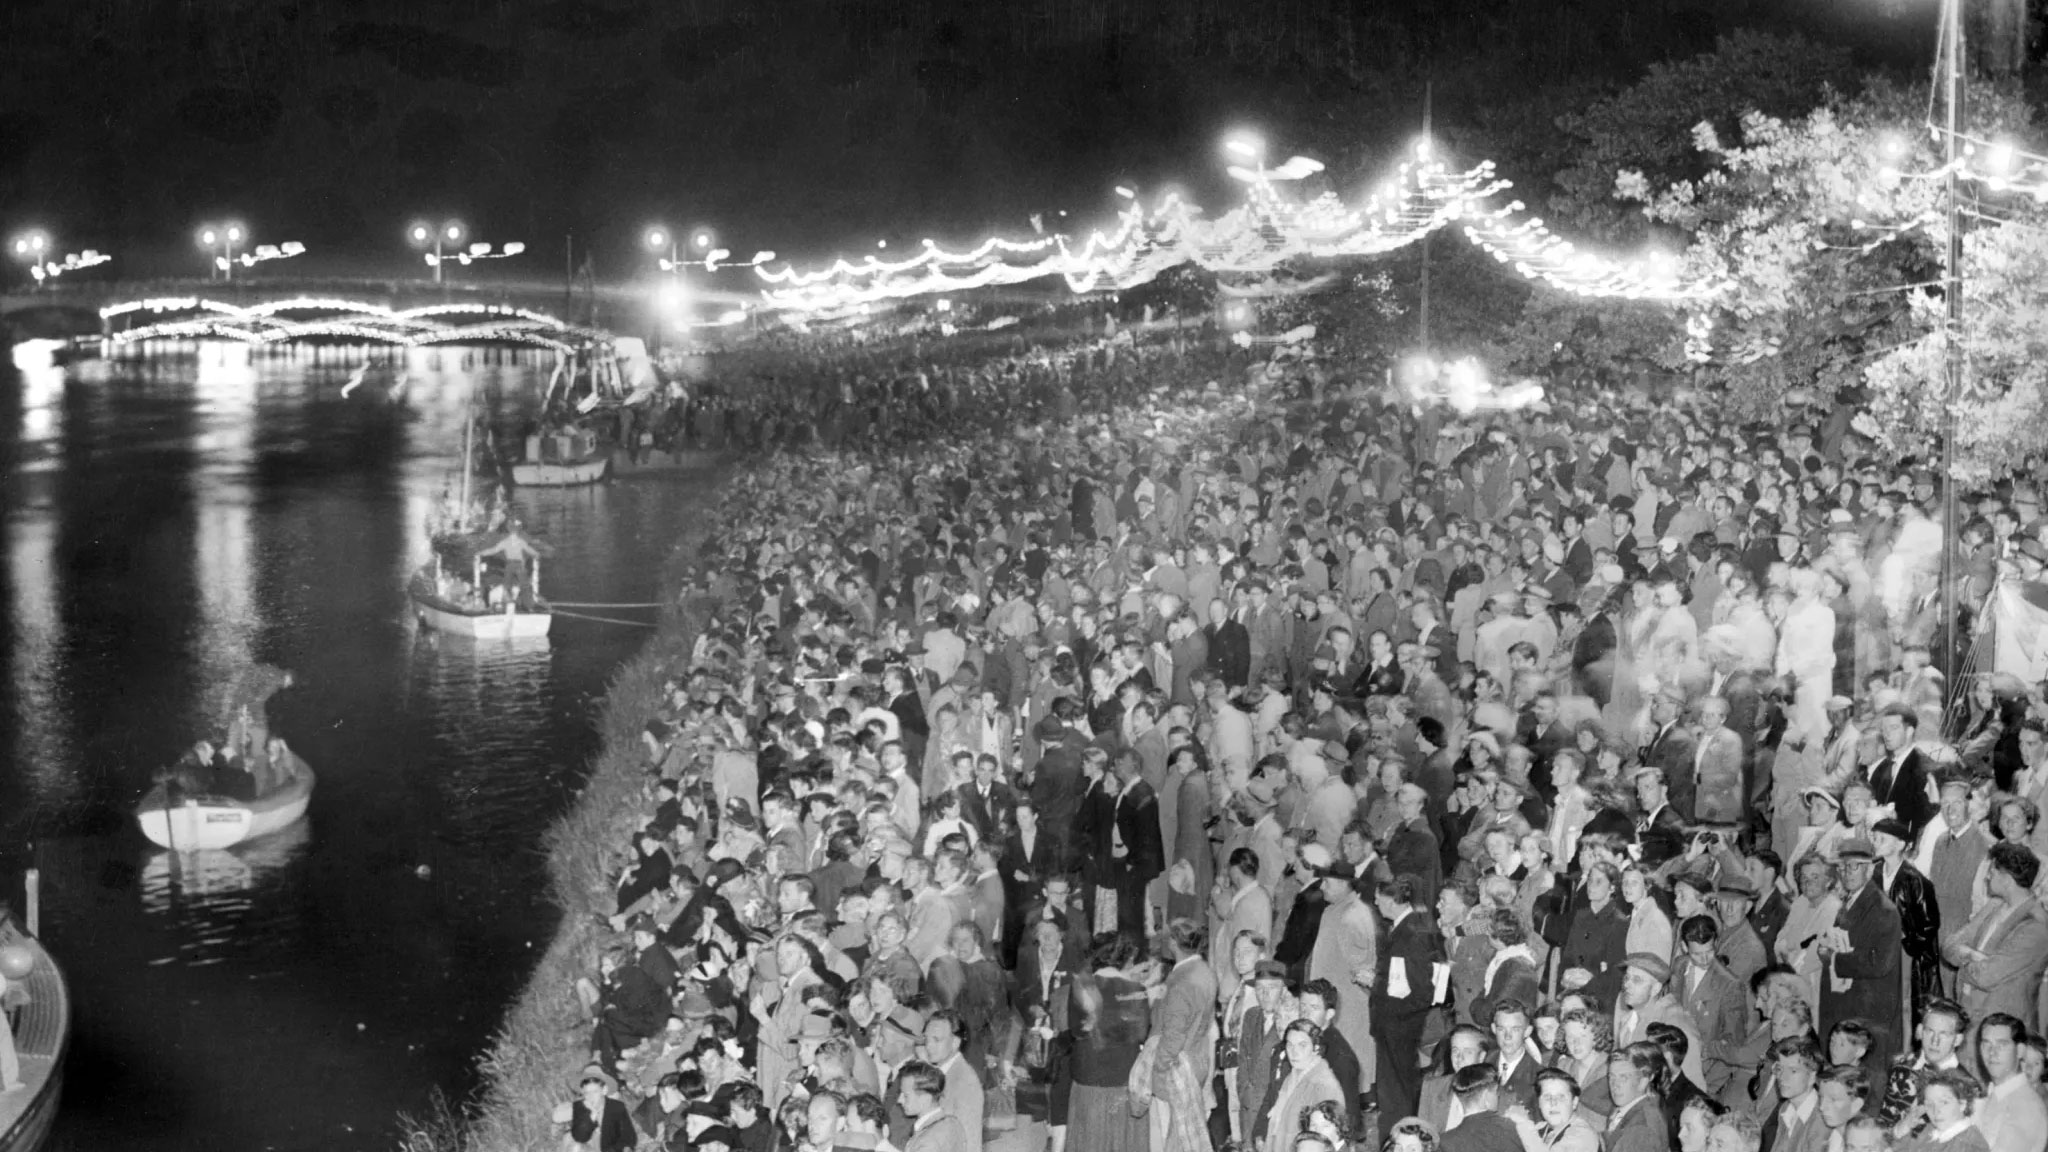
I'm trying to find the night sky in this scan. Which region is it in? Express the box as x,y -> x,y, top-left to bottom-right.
0,0 -> 1986,280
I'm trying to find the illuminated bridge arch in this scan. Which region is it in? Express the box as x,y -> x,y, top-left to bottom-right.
99,296 -> 613,352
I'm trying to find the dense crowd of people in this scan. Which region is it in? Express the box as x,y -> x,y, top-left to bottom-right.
538,319 -> 2048,1152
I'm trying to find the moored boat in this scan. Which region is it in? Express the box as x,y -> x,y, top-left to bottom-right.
0,926 -> 70,1152
410,581 -> 553,638
134,751 -> 317,852
509,454 -> 609,487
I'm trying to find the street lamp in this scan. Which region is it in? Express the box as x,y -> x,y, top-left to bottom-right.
10,230 -> 49,289
409,219 -> 467,284
646,226 -> 679,272
197,222 -> 247,281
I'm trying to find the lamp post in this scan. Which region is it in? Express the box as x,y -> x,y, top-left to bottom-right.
409,220 -> 467,285
10,230 -> 49,290
197,222 -> 247,282
1937,0 -> 1965,691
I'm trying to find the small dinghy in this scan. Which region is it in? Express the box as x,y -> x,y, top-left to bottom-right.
135,749 -> 316,852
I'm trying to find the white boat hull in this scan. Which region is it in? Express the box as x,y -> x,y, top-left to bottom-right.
414,593 -> 553,638
136,755 -> 316,851
509,457 -> 609,487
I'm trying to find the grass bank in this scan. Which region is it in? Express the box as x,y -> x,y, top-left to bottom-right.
401,475 -> 729,1152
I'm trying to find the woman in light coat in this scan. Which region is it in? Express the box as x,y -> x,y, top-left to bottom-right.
1264,1019 -> 1343,1152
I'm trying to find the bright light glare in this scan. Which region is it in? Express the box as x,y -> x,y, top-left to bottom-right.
200,228 -> 218,246
692,231 -> 712,250
410,224 -> 430,243
1877,133 -> 1908,159
502,242 -> 525,256
444,223 -> 464,242
1986,142 -> 2016,174
656,281 -> 687,311
1415,136 -> 1434,160
1223,134 -> 1263,161
646,228 -> 669,251
226,225 -> 244,243
469,242 -> 491,256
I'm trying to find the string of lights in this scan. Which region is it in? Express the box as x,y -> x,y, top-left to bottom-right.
750,151 -> 1722,314
98,296 -> 605,352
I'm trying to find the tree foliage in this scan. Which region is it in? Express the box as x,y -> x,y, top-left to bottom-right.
1619,79 -> 2044,479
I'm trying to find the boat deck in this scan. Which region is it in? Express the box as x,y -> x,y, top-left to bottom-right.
0,928 -> 69,1150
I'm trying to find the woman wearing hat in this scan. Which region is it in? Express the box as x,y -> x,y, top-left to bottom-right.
1772,856 -> 1841,1021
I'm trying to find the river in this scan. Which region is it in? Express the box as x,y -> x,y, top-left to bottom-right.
0,340 -> 717,1151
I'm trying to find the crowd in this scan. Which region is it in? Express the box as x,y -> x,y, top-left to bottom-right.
537,317 -> 2048,1152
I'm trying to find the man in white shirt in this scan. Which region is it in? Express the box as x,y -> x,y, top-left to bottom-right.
1973,1013 -> 2048,1152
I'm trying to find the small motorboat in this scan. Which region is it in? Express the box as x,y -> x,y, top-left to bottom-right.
0,924 -> 70,1152
411,580 -> 553,639
135,750 -> 317,852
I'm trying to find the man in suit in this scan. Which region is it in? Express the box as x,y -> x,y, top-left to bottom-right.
1385,784 -> 1444,900
1206,596 -> 1252,690
1871,818 -> 1942,1029
1633,767 -> 1689,870
1211,847 -> 1274,986
897,1059 -> 971,1152
1490,997 -> 1545,1113
1942,842 -> 2048,1036
1029,716 -> 1087,873
1442,1064 -> 1526,1152
997,798 -> 1053,967
1641,690 -> 1699,821
1818,839 -> 1904,1071
1868,705 -> 1935,837
919,1011 -> 982,1151
1150,918 -> 1220,1145
1691,695 -> 1746,825
1519,691 -> 1573,802
1373,874 -> 1448,1122
1757,1037 -> 1828,1152
1670,915 -> 1752,1099
956,756 -> 1017,841
1108,748 -> 1164,939
1604,1041 -> 1671,1152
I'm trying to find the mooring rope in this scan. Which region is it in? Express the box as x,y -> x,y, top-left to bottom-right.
550,608 -> 658,627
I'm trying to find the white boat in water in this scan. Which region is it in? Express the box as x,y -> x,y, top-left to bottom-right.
509,454 -> 609,487
135,750 -> 317,852
411,584 -> 553,638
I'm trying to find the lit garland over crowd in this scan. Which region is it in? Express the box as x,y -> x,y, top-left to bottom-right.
751,148 -> 1727,314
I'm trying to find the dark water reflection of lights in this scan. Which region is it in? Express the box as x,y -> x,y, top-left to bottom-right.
0,342 -> 716,1152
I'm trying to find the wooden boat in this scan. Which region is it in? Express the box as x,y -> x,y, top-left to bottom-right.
134,751 -> 317,852
0,925 -> 69,1152
509,453 -> 609,487
410,581 -> 553,639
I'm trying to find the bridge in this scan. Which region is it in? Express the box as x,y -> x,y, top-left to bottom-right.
0,277 -> 628,350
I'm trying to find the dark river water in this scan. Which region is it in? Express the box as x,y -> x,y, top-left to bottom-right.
0,340 -> 718,1151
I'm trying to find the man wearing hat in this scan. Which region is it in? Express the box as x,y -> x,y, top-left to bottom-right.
1818,838 -> 1905,1070
870,1005 -> 926,1147
1870,817 -> 1943,1029
1710,876 -> 1769,984
1308,843 -> 1381,1102
1612,951 -> 1707,1088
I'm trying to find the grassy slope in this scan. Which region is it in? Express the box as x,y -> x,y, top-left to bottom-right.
403,498 -> 725,1152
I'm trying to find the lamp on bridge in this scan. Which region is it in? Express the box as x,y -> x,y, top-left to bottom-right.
9,230 -> 49,290
196,222 -> 247,282
410,220 -> 466,285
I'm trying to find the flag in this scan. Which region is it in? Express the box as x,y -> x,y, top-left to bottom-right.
1992,579 -> 2048,681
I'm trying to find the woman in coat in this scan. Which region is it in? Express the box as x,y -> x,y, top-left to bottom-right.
1559,862 -> 1631,1008
1264,1019 -> 1345,1152
1550,1007 -> 1616,1121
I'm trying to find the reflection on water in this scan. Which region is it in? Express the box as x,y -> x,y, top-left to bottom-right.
139,821 -> 313,968
0,342 -> 718,1152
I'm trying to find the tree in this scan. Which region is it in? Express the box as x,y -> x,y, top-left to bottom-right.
1619,78 -> 2044,479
